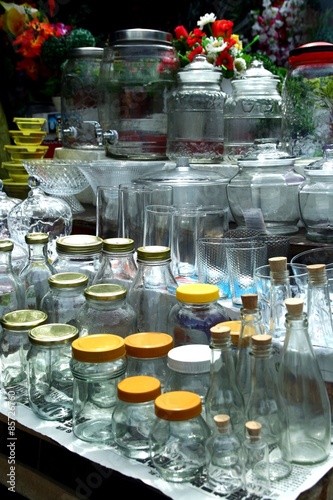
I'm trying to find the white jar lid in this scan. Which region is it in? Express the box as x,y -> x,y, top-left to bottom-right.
167,344 -> 211,374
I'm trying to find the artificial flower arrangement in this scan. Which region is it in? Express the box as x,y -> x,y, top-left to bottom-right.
173,12 -> 257,78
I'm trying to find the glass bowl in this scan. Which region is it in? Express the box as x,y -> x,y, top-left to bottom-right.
13,117 -> 46,131
9,130 -> 46,146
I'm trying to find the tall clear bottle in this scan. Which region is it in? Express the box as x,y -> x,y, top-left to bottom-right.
236,294 -> 265,408
268,256 -> 291,340
0,239 -> 26,316
19,232 -> 56,309
205,324 -> 245,439
246,334 -> 292,481
278,298 -> 331,464
127,246 -> 178,333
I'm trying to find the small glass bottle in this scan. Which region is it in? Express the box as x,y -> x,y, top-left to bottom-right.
164,344 -> 211,408
268,256 -> 291,340
19,232 -> 56,309
167,283 -> 228,347
236,294 -> 265,407
124,332 -> 174,391
75,283 -> 137,338
92,237 -> 137,291
52,234 -> 103,285
27,323 -> 79,420
205,324 -> 245,438
0,239 -> 26,316
112,375 -> 162,459
0,309 -> 48,402
205,414 -> 243,495
246,334 -> 292,481
70,333 -> 127,443
242,421 -> 271,496
149,390 -> 211,483
127,246 -> 178,333
278,298 -> 331,464
307,264 -> 333,348
40,272 -> 88,327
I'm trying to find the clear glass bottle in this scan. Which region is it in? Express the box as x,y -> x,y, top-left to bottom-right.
40,272 -> 88,327
205,324 -> 245,439
268,256 -> 291,340
149,390 -> 211,482
167,283 -> 228,347
307,263 -> 333,348
166,54 -> 225,163
0,239 -> 26,316
246,334 -> 292,481
124,332 -> 174,391
242,421 -> 271,496
75,283 -> 137,338
236,294 -> 265,408
112,375 -> 162,459
27,323 -> 79,420
164,344 -> 211,408
205,414 -> 243,495
52,234 -> 103,285
0,309 -> 48,402
277,298 -> 331,464
70,333 -> 127,443
127,245 -> 178,333
92,237 -> 137,291
19,232 -> 56,309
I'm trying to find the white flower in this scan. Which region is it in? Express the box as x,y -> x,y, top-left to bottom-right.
197,13 -> 216,29
234,57 -> 247,74
205,36 -> 228,55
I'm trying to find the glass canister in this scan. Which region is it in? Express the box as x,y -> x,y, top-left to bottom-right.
53,234 -> 103,284
0,309 -> 48,403
98,29 -> 179,160
61,47 -> 104,150
70,333 -> 127,443
226,140 -> 305,235
27,323 -> 79,421
281,42 -> 333,158
298,144 -> 333,242
75,283 -> 137,338
224,60 -> 282,163
166,54 -> 225,163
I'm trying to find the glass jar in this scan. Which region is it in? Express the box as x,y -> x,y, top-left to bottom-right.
0,239 -> 26,316
53,234 -> 103,284
224,60 -> 282,163
124,332 -> 174,390
298,144 -> 333,242
281,42 -> 333,158
40,272 -> 88,327
98,29 -> 179,160
70,333 -> 127,443
167,283 -> 228,346
112,375 -> 162,459
61,47 -> 104,150
166,54 -> 225,163
149,390 -> 210,482
75,283 -> 137,338
226,140 -> 305,235
27,323 -> 79,421
0,309 -> 48,402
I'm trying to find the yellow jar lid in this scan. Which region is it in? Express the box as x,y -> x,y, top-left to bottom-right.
124,332 -> 174,358
176,283 -> 219,303
71,334 -> 125,362
154,391 -> 202,420
29,323 -> 79,345
117,375 -> 161,403
1,309 -> 48,330
48,272 -> 89,288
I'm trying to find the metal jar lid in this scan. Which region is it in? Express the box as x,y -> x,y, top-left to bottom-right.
29,323 -> 79,345
25,232 -> 49,245
56,234 -> 103,255
1,309 -> 48,330
84,283 -> 127,301
136,245 -> 171,262
102,238 -> 135,253
67,47 -> 103,58
0,239 -> 14,252
48,272 -> 89,288
112,28 -> 173,45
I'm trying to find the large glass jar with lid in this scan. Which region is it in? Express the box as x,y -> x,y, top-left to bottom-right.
226,140 -> 305,235
224,60 -> 282,163
166,54 -> 225,163
61,47 -> 104,150
281,42 -> 333,158
97,29 -> 179,160
298,144 -> 333,242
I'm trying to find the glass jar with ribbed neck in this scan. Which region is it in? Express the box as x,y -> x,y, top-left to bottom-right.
40,272 -> 88,327
75,283 -> 137,338
127,245 -> 178,333
92,237 -> 137,291
0,239 -> 26,316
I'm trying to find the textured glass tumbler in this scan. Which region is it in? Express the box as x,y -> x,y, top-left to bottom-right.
197,237 -> 231,299
96,185 -> 119,240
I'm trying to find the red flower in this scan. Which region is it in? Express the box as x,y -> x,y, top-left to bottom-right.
211,19 -> 234,39
186,28 -> 205,48
216,49 -> 234,70
174,25 -> 188,40
16,57 -> 40,80
188,45 -> 203,61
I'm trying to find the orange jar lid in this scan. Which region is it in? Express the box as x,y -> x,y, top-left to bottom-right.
71,334 -> 125,363
154,391 -> 202,421
124,332 -> 174,358
117,375 -> 161,403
